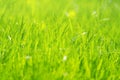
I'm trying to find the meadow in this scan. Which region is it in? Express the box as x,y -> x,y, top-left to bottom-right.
0,0 -> 120,80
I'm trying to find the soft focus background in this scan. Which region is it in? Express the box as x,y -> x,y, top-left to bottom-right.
0,0 -> 120,80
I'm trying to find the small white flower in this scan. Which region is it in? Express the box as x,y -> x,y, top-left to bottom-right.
8,35 -> 12,41
82,32 -> 87,35
25,55 -> 31,60
92,11 -> 96,15
92,11 -> 98,17
63,55 -> 67,61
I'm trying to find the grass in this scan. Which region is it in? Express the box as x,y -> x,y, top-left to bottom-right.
0,0 -> 120,80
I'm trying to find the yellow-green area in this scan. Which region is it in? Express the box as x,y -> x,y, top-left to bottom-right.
0,0 -> 120,80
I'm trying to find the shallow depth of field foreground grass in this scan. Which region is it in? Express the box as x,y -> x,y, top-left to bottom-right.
0,0 -> 120,80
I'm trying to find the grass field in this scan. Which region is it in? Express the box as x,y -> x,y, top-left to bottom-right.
0,0 -> 120,80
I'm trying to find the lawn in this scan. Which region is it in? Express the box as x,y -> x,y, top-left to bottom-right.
0,0 -> 120,80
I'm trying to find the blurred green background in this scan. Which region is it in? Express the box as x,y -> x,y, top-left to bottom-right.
0,0 -> 120,80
